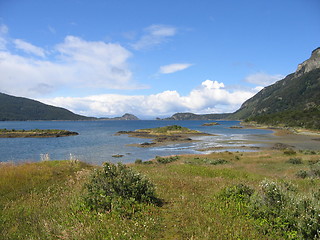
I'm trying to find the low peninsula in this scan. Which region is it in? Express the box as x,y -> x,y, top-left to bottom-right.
0,129 -> 79,138
116,125 -> 210,147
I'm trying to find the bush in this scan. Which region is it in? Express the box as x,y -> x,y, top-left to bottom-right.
206,159 -> 229,165
310,162 -> 320,178
286,157 -> 303,164
222,180 -> 320,239
301,150 -> 317,155
184,158 -> 229,165
283,149 -> 296,156
135,159 -> 142,164
84,162 -> 161,213
156,155 -> 179,164
296,170 -> 308,179
135,159 -> 154,165
219,183 -> 254,202
308,159 -> 320,165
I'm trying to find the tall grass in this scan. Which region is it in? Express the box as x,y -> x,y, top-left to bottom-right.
0,150 -> 319,239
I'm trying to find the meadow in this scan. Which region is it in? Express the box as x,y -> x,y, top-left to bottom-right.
0,149 -> 319,239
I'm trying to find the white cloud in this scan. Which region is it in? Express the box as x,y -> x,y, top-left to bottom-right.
244,72 -> 284,86
201,80 -> 224,89
40,80 -> 259,118
14,39 -> 46,57
159,63 -> 192,74
131,24 -> 177,50
0,34 -> 141,97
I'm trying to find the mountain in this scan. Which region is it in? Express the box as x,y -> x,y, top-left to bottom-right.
101,113 -> 140,120
232,47 -> 320,129
162,112 -> 231,120
0,92 -> 91,121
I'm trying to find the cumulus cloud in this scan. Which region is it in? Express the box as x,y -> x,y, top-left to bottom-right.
14,39 -> 46,57
244,72 -> 284,86
0,32 -> 141,97
40,80 -> 259,118
159,63 -> 192,74
201,80 -> 224,89
131,24 -> 176,50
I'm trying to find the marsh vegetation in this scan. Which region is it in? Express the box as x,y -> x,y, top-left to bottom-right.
1,149 -> 320,239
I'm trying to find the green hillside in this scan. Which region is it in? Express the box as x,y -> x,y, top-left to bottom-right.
231,48 -> 320,129
0,93 -> 91,121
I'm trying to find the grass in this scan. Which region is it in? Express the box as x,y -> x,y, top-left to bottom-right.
0,150 -> 320,239
137,125 -> 200,135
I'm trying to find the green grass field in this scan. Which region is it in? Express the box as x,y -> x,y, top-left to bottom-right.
0,150 -> 319,239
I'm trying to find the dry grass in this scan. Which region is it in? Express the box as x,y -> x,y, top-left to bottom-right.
0,150 -> 319,239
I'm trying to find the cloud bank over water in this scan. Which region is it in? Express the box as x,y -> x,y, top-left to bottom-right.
41,80 -> 258,118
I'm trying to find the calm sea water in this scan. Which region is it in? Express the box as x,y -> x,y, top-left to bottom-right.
0,120 -> 273,164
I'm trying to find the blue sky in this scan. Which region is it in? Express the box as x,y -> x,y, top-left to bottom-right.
0,0 -> 319,118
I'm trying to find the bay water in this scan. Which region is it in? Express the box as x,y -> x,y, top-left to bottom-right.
0,120 -> 273,165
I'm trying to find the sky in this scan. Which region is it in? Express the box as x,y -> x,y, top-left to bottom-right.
0,0 -> 319,119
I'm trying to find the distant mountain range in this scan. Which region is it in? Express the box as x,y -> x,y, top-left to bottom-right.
1,48 -> 319,129
161,112 -> 231,120
101,113 -> 140,120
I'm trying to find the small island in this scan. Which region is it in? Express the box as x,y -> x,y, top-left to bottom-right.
116,125 -> 210,147
201,122 -> 220,126
0,129 -> 79,138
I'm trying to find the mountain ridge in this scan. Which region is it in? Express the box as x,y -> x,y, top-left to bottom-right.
100,113 -> 140,120
161,112 -> 231,121
0,92 -> 92,121
232,47 -> 320,129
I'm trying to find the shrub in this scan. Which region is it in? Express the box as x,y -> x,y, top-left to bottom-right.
283,149 -> 296,156
206,159 -> 229,165
142,160 -> 154,165
308,159 -> 320,165
135,159 -> 142,164
221,180 -> 320,239
296,170 -> 308,179
156,155 -> 179,164
301,150 -> 317,155
310,162 -> 320,178
286,157 -> 303,164
219,183 -> 254,202
83,162 -> 161,213
184,158 -> 229,165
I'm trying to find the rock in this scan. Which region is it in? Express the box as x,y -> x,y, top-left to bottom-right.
295,47 -> 320,77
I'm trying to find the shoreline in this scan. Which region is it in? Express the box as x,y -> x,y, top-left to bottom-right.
119,122 -> 320,155
240,122 -> 320,137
